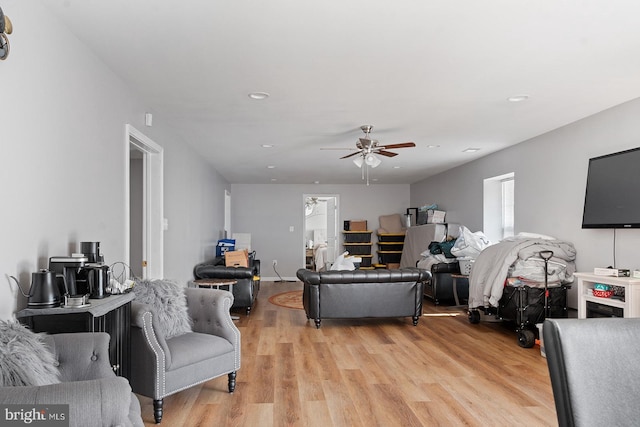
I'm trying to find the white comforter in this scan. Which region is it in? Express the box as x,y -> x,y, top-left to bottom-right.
468,238 -> 576,309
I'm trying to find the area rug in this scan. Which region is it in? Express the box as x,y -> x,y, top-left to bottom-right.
268,290 -> 303,310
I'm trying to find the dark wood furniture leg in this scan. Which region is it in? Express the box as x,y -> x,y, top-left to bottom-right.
228,372 -> 236,393
153,399 -> 163,424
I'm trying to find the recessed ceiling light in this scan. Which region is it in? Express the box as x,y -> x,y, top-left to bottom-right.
266,165 -> 276,169
507,94 -> 529,102
271,178 -> 277,182
427,145 -> 441,149
393,166 -> 401,169
261,144 -> 274,148
314,181 -> 320,184
248,92 -> 269,100
463,148 -> 481,153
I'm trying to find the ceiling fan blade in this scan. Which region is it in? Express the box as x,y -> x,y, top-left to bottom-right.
380,142 -> 415,149
340,152 -> 361,159
375,150 -> 398,157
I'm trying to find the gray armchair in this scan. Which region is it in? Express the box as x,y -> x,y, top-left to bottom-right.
129,287 -> 241,424
544,318 -> 640,427
0,332 -> 143,427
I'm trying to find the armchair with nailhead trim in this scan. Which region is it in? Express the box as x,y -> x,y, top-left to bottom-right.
129,287 -> 240,424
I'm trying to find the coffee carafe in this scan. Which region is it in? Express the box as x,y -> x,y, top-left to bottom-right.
86,264 -> 110,299
49,255 -> 89,296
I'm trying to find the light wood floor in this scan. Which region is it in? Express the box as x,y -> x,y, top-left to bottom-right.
137,281 -> 558,426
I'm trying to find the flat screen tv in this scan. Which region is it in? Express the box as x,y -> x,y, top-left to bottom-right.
582,147 -> 640,228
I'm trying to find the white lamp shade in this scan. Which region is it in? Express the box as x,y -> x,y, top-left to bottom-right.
353,156 -> 364,168
365,153 -> 381,168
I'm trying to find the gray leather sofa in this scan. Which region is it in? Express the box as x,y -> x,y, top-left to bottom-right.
296,268 -> 430,328
544,318 -> 640,427
0,332 -> 143,427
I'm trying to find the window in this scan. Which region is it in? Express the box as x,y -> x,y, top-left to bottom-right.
501,177 -> 515,238
483,172 -> 515,242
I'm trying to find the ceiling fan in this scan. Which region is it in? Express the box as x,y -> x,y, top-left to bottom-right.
321,125 -> 416,184
331,125 -> 415,159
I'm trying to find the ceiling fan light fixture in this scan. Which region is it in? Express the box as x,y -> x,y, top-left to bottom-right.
365,153 -> 381,168
353,156 -> 364,168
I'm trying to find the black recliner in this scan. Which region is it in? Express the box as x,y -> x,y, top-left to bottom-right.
423,261 -> 469,305
193,253 -> 260,315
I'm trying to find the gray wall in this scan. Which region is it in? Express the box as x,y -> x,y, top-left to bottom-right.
411,97 -> 640,308
0,2 -> 227,319
231,184 -> 410,280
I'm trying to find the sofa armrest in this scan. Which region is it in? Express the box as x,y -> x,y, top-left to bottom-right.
42,332 -> 115,382
0,377 -> 137,427
130,301 -> 171,368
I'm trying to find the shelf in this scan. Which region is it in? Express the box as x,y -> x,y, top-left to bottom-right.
584,295 -> 625,308
575,272 -> 640,318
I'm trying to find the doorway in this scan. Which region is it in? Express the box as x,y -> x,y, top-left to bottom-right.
126,124 -> 164,279
303,195 -> 339,271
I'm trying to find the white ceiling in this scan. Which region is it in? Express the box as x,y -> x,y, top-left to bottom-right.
46,1 -> 640,184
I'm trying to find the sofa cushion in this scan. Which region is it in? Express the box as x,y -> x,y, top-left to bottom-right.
165,332 -> 233,370
133,279 -> 193,339
0,320 -> 60,386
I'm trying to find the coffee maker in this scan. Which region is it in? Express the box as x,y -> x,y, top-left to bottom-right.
80,241 -> 103,263
49,255 -> 89,297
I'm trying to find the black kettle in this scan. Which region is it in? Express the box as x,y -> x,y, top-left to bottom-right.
10,270 -> 61,308
86,265 -> 110,299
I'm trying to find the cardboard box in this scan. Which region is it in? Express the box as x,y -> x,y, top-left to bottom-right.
225,249 -> 249,267
349,220 -> 367,231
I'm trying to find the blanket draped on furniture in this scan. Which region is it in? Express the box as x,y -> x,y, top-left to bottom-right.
468,238 -> 576,309
296,268 -> 430,328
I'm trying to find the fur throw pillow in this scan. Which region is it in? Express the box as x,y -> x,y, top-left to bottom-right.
133,279 -> 193,339
0,320 -> 60,386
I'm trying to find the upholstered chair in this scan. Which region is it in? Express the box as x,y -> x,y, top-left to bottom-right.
129,285 -> 240,424
544,318 -> 640,427
0,328 -> 143,427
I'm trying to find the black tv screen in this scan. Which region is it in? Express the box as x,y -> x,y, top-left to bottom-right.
582,147 -> 640,228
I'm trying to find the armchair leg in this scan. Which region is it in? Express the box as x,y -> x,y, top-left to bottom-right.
153,399 -> 163,424
228,371 -> 236,393
245,306 -> 252,316
314,319 -> 321,328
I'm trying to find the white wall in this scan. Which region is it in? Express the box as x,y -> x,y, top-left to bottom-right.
411,97 -> 640,308
0,2 -> 227,319
231,184 -> 411,279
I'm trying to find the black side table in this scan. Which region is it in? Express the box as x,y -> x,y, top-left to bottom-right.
16,292 -> 135,379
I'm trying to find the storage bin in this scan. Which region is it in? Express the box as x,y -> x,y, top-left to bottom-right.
344,243 -> 372,255
359,255 -> 373,268
377,242 -> 404,252
344,231 -> 372,243
378,251 -> 402,264
377,233 -> 405,242
216,239 -> 235,257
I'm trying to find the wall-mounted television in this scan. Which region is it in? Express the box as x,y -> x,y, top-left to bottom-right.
582,147 -> 640,228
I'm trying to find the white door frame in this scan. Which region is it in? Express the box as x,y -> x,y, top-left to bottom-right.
303,194 -> 340,270
125,124 -> 164,279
